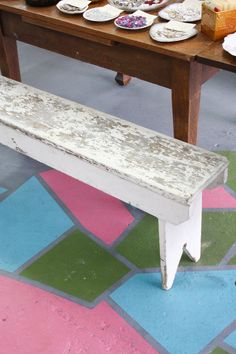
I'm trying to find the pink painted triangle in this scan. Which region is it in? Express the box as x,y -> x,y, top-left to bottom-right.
203,187 -> 236,209
0,275 -> 159,354
40,170 -> 134,244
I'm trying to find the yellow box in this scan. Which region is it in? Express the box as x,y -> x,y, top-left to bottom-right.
201,4 -> 236,40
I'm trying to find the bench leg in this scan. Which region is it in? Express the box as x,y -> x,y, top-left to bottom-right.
158,192 -> 202,290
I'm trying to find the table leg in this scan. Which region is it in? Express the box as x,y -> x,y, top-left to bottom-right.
115,72 -> 132,86
171,60 -> 202,144
0,24 -> 21,81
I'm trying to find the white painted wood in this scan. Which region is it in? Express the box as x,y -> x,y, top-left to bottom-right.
0,77 -> 228,207
159,193 -> 202,290
0,123 -> 191,224
0,77 -> 229,289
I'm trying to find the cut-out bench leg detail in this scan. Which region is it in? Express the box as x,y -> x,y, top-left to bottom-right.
159,192 -> 202,290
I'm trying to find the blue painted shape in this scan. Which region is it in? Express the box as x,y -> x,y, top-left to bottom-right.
111,271 -> 236,354
0,187 -> 7,194
225,331 -> 236,349
0,177 -> 73,272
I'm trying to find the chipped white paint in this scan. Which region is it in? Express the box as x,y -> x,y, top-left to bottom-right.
159,192 -> 202,290
0,77 -> 228,289
0,77 -> 228,206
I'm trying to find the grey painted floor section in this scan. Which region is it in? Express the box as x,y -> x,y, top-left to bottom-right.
15,41 -> 236,151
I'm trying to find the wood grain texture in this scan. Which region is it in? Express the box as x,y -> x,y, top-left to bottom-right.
197,41 -> 236,73
0,77 -> 228,206
0,19 -> 21,80
1,11 -> 172,87
171,59 -> 202,144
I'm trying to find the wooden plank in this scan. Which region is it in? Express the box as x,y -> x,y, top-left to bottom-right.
171,60 -> 202,144
22,15 -> 116,46
197,41 -> 236,73
0,77 -> 228,209
0,122 -> 192,225
1,11 -> 172,88
0,20 -> 21,80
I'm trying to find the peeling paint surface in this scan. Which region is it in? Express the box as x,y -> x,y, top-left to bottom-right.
0,77 -> 228,205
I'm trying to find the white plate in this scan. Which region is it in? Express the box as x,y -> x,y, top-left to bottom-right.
149,23 -> 198,42
108,0 -> 169,12
83,7 -> 120,21
114,14 -> 153,29
56,1 -> 88,14
223,32 -> 236,56
158,3 -> 201,22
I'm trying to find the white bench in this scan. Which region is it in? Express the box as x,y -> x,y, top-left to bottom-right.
0,76 -> 228,290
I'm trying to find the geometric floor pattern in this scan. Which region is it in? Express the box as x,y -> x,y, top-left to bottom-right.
111,270 -> 236,354
21,229 -> 129,302
0,148 -> 235,354
0,177 -> 74,272
40,169 -> 135,245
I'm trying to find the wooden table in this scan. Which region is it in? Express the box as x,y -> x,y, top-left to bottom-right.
197,41 -> 236,73
0,0 -> 227,144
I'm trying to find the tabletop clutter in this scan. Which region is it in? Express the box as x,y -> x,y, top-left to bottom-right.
26,0 -> 236,50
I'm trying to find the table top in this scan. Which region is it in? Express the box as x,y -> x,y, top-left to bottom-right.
197,41 -> 236,73
0,0 -> 215,61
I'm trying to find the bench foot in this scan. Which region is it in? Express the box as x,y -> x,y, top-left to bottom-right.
159,193 -> 202,290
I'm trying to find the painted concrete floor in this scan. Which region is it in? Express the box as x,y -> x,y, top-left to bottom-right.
0,43 -> 236,354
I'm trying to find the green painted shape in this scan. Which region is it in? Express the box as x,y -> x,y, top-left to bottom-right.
117,212 -> 236,268
219,151 -> 236,192
210,348 -> 230,354
182,212 -> 236,266
228,254 -> 236,265
116,214 -> 160,268
21,230 -> 129,302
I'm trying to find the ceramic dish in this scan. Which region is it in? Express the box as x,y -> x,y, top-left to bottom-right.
222,32 -> 236,56
114,14 -> 153,29
149,23 -> 198,42
158,3 -> 201,22
83,7 -> 121,21
56,0 -> 88,14
108,0 -> 168,12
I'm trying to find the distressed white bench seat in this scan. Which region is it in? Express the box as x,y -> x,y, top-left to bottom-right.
0,76 -> 228,290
